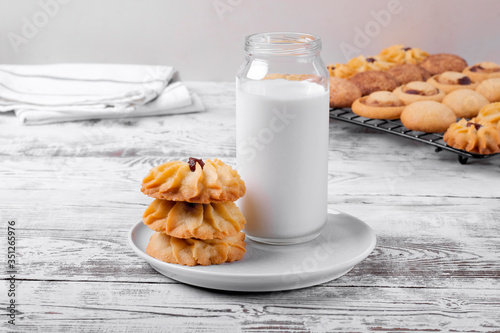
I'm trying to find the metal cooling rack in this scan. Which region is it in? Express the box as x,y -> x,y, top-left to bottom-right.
330,108 -> 499,164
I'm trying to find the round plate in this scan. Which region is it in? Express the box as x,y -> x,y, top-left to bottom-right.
129,211 -> 376,292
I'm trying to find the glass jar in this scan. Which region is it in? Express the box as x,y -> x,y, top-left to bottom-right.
236,32 -> 330,245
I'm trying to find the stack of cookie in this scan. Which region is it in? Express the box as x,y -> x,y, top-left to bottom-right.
140,157 -> 247,266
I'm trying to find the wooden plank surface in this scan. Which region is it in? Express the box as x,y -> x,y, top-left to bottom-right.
1,82 -> 499,332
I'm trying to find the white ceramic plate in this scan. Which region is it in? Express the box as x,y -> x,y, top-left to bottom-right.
129,211 -> 376,292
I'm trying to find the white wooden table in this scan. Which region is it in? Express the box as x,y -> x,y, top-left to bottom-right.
1,82 -> 499,332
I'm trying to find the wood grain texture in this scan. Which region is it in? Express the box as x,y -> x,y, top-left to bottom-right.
1,82 -> 499,332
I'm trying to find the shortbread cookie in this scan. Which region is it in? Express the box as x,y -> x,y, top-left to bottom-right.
393,81 -> 445,105
141,158 -> 246,203
463,62 -> 500,82
427,71 -> 478,94
351,91 -> 405,119
442,89 -> 490,118
476,102 -> 500,129
349,70 -> 399,96
420,54 -> 468,75
146,232 -> 246,266
387,64 -> 431,85
400,101 -> 457,133
329,77 -> 362,108
476,78 -> 500,102
443,118 -> 500,155
378,45 -> 429,65
143,199 -> 246,240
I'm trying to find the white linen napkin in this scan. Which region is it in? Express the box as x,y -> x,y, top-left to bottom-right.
0,63 -> 205,125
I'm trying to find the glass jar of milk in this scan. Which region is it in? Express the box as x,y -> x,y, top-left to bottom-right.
236,32 -> 329,245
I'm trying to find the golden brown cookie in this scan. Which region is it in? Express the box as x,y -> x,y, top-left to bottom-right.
420,53 -> 468,75
378,45 -> 429,65
441,89 -> 490,118
443,118 -> 500,155
463,62 -> 500,82
349,70 -> 399,96
476,102 -> 500,129
351,91 -> 405,119
387,64 -> 431,85
141,158 -> 246,203
427,71 -> 478,94
400,101 -> 457,133
146,232 -> 246,266
329,77 -> 362,108
476,78 -> 500,102
393,81 -> 445,105
143,199 -> 246,240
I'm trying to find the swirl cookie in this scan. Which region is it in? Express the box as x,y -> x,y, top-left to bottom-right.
463,62 -> 500,82
420,53 -> 468,75
442,89 -> 490,118
349,71 -> 399,96
329,77 -> 362,108
393,81 -> 445,105
378,45 -> 429,65
443,118 -> 500,155
477,102 -> 500,129
351,91 -> 405,119
146,232 -> 246,266
401,101 -> 457,133
476,78 -> 500,102
141,158 -> 246,203
427,71 -> 478,94
387,64 -> 431,85
143,199 -> 246,240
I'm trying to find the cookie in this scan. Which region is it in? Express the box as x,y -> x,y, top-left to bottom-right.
476,78 -> 500,102
427,71 -> 478,94
463,62 -> 500,82
141,158 -> 246,203
400,101 -> 457,133
476,102 -> 500,129
441,89 -> 490,118
349,70 -> 399,96
420,53 -> 468,75
329,77 -> 362,108
387,64 -> 431,85
393,81 -> 445,105
443,118 -> 500,155
351,91 -> 405,119
146,232 -> 246,266
378,45 -> 429,65
143,199 -> 246,240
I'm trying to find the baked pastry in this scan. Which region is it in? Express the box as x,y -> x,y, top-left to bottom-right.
420,54 -> 468,75
387,64 -> 431,85
427,71 -> 478,94
141,158 -> 246,203
351,91 -> 405,119
443,118 -> 500,154
393,81 -> 445,105
400,101 -> 457,133
442,89 -> 490,118
329,77 -> 362,108
146,232 -> 246,266
328,63 -> 356,79
463,62 -> 500,82
349,70 -> 399,96
476,78 -> 500,102
143,199 -> 246,240
476,102 -> 500,129
378,45 -> 429,65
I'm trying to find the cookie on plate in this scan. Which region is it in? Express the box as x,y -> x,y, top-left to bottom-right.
420,53 -> 468,75
351,91 -> 405,119
442,89 -> 490,118
329,77 -> 362,108
476,78 -> 500,102
476,102 -> 500,129
427,71 -> 478,94
378,44 -> 429,65
463,62 -> 500,82
393,81 -> 445,105
141,158 -> 246,203
387,64 -> 431,85
146,231 -> 246,266
349,70 -> 399,96
443,118 -> 500,155
400,101 -> 457,133
143,199 -> 246,240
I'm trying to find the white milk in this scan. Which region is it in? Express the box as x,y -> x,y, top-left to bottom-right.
236,79 -> 329,244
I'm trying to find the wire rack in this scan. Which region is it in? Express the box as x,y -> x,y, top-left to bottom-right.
329,108 -> 499,164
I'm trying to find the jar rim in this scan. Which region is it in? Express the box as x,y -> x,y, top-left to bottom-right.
245,32 -> 322,56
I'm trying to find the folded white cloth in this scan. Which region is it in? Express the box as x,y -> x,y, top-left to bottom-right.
0,63 -> 205,125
